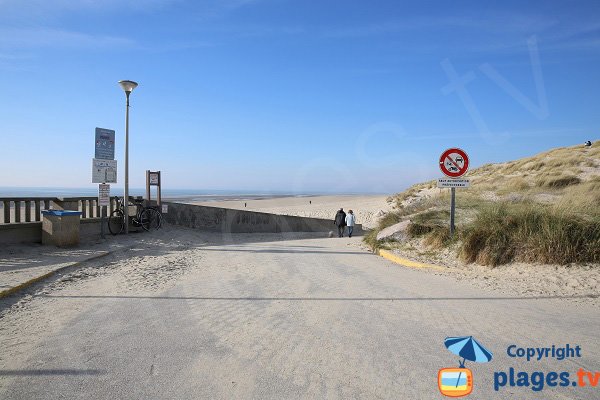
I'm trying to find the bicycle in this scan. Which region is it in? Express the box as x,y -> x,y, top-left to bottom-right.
144,204 -> 163,230
107,197 -> 162,235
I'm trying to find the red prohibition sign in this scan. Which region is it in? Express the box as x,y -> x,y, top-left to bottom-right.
439,148 -> 469,178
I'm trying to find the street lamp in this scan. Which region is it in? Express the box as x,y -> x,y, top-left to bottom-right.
118,80 -> 138,234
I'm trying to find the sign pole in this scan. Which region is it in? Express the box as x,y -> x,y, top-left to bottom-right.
450,187 -> 456,236
98,183 -> 110,239
101,200 -> 106,239
438,148 -> 469,238
94,128 -> 116,239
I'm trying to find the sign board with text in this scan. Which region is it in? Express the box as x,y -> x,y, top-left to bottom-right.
149,172 -> 159,185
437,178 -> 470,188
95,128 -> 116,160
92,159 -> 117,183
98,184 -> 110,206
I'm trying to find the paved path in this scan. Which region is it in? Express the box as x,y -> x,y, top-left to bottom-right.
0,229 -> 598,399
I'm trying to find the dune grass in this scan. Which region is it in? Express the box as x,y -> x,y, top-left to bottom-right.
372,200 -> 600,266
536,175 -> 581,188
366,142 -> 600,266
459,203 -> 600,266
554,176 -> 600,218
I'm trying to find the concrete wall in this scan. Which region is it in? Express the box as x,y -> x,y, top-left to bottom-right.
0,219 -> 103,245
163,202 -> 362,234
0,203 -> 363,244
0,222 -> 42,244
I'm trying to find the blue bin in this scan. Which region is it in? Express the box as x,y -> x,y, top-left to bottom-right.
42,210 -> 82,246
42,210 -> 83,217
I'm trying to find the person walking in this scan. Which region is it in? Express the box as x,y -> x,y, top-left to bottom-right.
345,210 -> 356,238
334,208 -> 347,237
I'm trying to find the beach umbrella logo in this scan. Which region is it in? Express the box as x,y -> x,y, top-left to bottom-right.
438,336 -> 493,397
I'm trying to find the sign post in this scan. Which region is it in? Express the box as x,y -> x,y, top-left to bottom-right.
93,128 -> 116,238
98,184 -> 110,238
438,148 -> 470,236
450,187 -> 456,236
146,170 -> 162,206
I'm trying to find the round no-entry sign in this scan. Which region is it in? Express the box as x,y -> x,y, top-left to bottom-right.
439,148 -> 469,178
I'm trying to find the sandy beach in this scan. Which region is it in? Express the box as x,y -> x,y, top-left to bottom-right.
184,194 -> 392,229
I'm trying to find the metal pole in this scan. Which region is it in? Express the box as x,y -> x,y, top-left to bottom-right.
124,92 -> 130,234
450,187 -> 456,236
101,205 -> 106,239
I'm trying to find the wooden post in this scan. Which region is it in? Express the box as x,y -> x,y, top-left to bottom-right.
157,171 -> 162,206
146,170 -> 151,203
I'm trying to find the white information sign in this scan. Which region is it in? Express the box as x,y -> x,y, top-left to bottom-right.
437,178 -> 470,188
161,204 -> 168,213
149,172 -> 159,185
98,184 -> 110,206
92,159 -> 118,183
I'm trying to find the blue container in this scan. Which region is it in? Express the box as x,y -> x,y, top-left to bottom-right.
42,210 -> 82,217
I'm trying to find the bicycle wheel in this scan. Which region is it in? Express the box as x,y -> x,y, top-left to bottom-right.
149,207 -> 163,229
141,208 -> 161,231
108,210 -> 125,235
139,208 -> 152,231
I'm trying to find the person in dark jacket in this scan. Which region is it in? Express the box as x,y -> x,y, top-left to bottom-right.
334,208 -> 347,237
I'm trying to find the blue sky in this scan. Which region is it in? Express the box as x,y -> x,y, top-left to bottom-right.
0,0 -> 599,193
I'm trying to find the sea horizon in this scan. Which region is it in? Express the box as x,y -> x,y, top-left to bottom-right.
0,186 -> 389,202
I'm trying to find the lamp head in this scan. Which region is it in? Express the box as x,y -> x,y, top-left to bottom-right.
118,80 -> 138,94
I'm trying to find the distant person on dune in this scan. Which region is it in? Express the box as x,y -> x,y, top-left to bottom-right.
345,210 -> 356,238
334,208 -> 347,238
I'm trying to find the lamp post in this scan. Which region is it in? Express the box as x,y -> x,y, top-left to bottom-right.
118,80 -> 138,234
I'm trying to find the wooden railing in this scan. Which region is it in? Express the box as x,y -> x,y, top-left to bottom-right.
0,196 -> 126,224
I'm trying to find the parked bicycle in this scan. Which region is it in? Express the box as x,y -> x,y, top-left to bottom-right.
108,197 -> 162,235
144,204 -> 164,230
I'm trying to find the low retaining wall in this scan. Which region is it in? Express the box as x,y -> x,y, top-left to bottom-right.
0,203 -> 363,244
163,202 -> 362,234
0,219 -> 103,245
0,222 -> 42,244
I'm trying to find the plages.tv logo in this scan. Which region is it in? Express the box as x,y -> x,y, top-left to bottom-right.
438,336 -> 493,397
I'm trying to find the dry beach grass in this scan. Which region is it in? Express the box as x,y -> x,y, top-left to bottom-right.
370,142 -> 600,265
365,142 -> 600,301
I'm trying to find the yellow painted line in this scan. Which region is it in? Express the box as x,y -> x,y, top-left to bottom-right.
0,251 -> 110,299
377,249 -> 446,271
